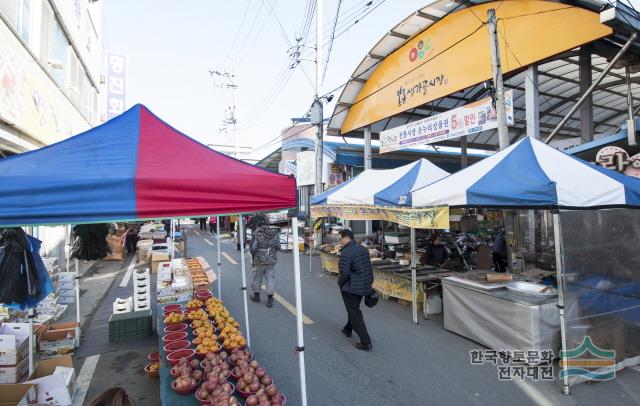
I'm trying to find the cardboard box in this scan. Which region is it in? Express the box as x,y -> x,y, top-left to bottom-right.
26,355 -> 75,406
0,323 -> 30,366
47,323 -> 79,348
58,272 -> 75,283
0,356 -> 28,384
38,329 -> 76,358
152,252 -> 171,273
0,383 -> 37,406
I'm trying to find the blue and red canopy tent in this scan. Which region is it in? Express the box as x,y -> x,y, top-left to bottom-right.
0,105 -> 308,404
0,104 -> 296,226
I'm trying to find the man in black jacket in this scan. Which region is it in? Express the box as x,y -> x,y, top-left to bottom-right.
338,229 -> 374,351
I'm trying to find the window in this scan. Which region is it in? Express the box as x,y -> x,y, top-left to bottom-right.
40,1 -> 69,87
1,0 -> 31,44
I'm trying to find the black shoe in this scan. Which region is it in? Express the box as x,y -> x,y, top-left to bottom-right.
250,293 -> 260,303
341,328 -> 352,338
266,295 -> 274,308
355,343 -> 372,351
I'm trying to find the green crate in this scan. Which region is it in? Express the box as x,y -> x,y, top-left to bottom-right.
108,309 -> 153,342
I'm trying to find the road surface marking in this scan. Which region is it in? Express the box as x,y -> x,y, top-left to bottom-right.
222,252 -> 238,265
194,230 -> 201,236
72,354 -> 100,406
271,291 -> 314,325
204,239 -> 214,246
119,256 -> 137,288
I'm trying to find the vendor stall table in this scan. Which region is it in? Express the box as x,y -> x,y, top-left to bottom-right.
157,302 -> 199,406
442,276 -> 561,355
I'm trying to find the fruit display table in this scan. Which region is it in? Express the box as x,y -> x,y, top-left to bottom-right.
158,301 -> 199,406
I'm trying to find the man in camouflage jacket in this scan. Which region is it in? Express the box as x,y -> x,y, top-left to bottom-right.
250,223 -> 281,308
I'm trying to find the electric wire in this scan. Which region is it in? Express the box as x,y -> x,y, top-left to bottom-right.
225,0 -> 255,60
321,0 -> 342,87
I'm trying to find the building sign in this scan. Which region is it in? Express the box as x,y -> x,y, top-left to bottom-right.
327,164 -> 344,188
310,205 -> 450,230
341,1 -> 612,134
106,53 -> 127,120
380,91 -> 513,154
595,146 -> 640,178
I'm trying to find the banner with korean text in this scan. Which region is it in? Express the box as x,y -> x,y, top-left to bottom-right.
311,205 -> 449,229
106,53 -> 127,120
380,91 -> 513,153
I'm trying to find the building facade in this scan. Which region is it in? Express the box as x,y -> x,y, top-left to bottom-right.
0,0 -> 104,261
0,0 -> 103,156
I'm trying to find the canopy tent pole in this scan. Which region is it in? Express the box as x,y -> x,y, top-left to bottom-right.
75,258 -> 81,345
169,219 -> 176,260
239,217 -> 251,347
553,212 -> 570,395
410,227 -> 418,324
291,215 -> 308,406
66,225 -> 71,273
28,308 -> 34,376
216,216 -> 222,299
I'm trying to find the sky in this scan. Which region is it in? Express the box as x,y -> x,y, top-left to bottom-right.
102,0 -> 428,155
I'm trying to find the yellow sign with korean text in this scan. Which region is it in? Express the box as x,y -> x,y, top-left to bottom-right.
311,205 -> 449,230
341,1 -> 612,133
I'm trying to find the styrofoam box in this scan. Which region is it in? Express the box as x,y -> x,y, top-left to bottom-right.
0,357 -> 28,384
58,289 -> 75,298
56,282 -> 74,291
58,272 -> 76,283
57,296 -> 76,304
0,323 -> 30,366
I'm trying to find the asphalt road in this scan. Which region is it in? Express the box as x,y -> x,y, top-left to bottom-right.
75,224 -> 640,406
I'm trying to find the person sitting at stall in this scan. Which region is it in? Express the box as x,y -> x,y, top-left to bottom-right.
122,222 -> 140,253
421,233 -> 447,267
492,228 -> 508,273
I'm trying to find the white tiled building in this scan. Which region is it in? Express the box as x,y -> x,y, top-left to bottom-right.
0,0 -> 103,157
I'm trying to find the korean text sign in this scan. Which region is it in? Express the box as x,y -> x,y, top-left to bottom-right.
106,53 -> 127,120
379,91 -> 513,154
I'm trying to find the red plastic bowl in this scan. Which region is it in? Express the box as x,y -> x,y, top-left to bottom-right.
163,339 -> 191,354
236,386 -> 256,399
162,331 -> 188,343
164,323 -> 188,333
148,351 -> 159,363
167,349 -> 196,366
163,304 -> 182,313
171,376 -> 201,395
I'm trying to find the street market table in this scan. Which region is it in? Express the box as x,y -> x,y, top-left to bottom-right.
442,275 -> 561,355
157,301 -> 199,406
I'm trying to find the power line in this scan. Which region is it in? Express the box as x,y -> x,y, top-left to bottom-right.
225,0 -> 255,60
321,0 -> 342,87
232,1 -> 269,65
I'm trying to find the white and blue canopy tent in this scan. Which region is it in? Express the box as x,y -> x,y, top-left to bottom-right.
411,137 -> 640,394
311,158 -> 450,323
312,158 -> 450,207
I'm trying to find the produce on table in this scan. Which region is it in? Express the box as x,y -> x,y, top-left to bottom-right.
185,299 -> 204,309
171,358 -> 202,394
188,308 -> 209,321
164,312 -> 185,324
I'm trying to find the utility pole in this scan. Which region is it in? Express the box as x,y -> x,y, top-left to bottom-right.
313,0 -> 324,196
209,69 -> 240,158
487,9 -> 509,150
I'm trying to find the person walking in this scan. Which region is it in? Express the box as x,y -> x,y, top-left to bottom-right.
199,217 -> 207,231
208,217 -> 217,234
249,217 -> 280,308
338,229 -> 374,351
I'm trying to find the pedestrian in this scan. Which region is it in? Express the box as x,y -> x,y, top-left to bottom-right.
88,387 -> 135,406
249,217 -> 280,308
235,216 -> 248,251
199,217 -> 207,231
492,228 -> 508,273
338,229 -> 374,351
208,217 -> 217,234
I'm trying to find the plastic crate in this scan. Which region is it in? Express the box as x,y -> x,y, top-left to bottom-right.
108,309 -> 153,342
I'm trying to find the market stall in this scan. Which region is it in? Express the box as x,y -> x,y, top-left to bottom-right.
0,104 -> 307,404
311,158 -> 451,323
411,137 -> 640,394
